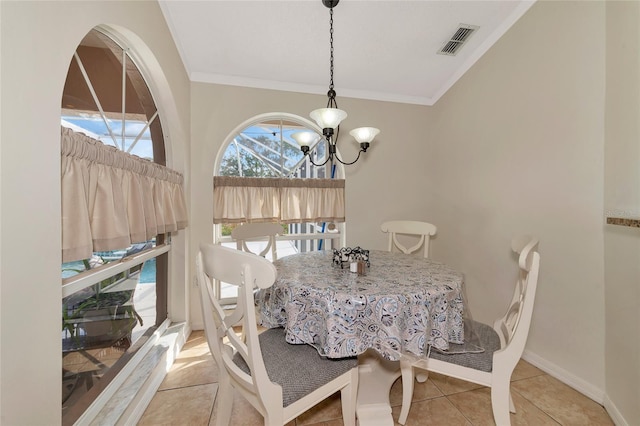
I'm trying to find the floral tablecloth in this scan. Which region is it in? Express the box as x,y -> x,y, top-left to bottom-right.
257,250 -> 465,361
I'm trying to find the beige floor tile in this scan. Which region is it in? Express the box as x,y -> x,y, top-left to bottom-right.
389,376 -> 443,407
303,420 -> 344,426
185,329 -> 205,342
391,396 -> 472,426
209,389 -> 295,426
511,375 -> 613,425
295,392 -> 344,425
428,371 -> 485,395
138,383 -> 217,426
179,333 -> 212,357
145,331 -> 616,426
159,353 -> 218,390
447,387 -> 560,426
511,359 -> 545,382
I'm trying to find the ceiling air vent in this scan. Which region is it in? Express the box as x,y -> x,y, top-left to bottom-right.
438,24 -> 479,56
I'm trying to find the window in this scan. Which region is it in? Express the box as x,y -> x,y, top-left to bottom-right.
215,113 -> 345,264
60,28 -> 172,423
218,114 -> 331,179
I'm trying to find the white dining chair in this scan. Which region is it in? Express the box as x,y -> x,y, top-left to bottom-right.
397,236 -> 540,426
380,220 -> 437,258
214,222 -> 283,306
196,243 -> 359,426
231,222 -> 282,261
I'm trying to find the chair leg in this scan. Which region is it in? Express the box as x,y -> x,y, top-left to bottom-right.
215,374 -> 234,426
340,368 -> 359,426
490,380 -> 512,426
509,390 -> 516,413
416,372 -> 429,383
263,410 -> 284,426
398,360 -> 416,425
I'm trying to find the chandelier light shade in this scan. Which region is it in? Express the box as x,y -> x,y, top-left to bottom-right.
310,108 -> 348,130
349,127 -> 380,144
291,131 -> 317,148
300,0 -> 380,167
291,131 -> 321,155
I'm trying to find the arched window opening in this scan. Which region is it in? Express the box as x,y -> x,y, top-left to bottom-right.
60,28 -> 175,423
215,114 -> 346,301
218,115 -> 332,179
61,30 -> 165,163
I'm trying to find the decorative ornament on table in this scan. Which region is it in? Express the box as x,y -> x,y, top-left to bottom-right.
332,246 -> 370,268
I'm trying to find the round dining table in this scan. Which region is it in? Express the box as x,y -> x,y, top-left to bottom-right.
258,249 -> 465,360
256,249 -> 466,426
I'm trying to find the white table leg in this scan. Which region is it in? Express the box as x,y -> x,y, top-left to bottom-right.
356,349 -> 401,426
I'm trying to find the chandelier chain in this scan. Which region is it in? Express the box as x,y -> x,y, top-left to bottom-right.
296,0 -> 377,167
329,6 -> 334,92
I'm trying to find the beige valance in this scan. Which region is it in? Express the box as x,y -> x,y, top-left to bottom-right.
213,176 -> 345,224
61,127 -> 188,263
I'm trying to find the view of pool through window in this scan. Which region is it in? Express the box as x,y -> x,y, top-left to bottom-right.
62,257 -> 156,283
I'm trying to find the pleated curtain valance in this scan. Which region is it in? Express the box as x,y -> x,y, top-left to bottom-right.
61,127 -> 188,263
213,176 -> 345,224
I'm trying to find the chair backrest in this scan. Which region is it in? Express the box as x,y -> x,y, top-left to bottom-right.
493,235 -> 540,355
196,243 -> 279,407
380,220 -> 437,258
231,222 -> 282,261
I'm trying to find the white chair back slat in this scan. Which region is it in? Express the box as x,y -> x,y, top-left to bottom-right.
232,222 -> 282,261
381,220 -> 437,258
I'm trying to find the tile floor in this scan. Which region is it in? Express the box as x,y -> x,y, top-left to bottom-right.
139,330 -> 614,425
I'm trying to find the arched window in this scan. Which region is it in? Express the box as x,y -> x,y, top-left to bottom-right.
214,113 -> 346,301
215,113 -> 345,254
60,28 -> 183,423
217,113 -> 335,179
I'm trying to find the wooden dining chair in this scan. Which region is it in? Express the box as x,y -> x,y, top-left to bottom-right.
380,220 -> 437,258
397,236 -> 540,426
231,222 -> 282,261
196,243 -> 359,426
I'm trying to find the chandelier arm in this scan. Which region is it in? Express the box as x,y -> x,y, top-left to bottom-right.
306,154 -> 332,167
333,149 -> 365,166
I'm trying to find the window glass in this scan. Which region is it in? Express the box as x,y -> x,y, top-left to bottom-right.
218,117 -> 328,179
60,28 -> 166,422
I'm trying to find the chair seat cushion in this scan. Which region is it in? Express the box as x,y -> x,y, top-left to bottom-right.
429,320 -> 501,372
233,327 -> 358,407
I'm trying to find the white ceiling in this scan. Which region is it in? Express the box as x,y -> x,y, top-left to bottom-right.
159,0 -> 535,106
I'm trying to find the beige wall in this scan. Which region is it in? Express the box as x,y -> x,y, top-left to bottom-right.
0,1 -> 190,424
604,1 -> 640,423
188,83 -> 431,326
425,0 -> 607,397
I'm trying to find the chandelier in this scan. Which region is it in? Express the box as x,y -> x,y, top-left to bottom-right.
292,0 -> 379,166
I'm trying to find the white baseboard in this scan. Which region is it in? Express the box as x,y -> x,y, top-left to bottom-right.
603,395 -> 630,426
521,349 -> 605,404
